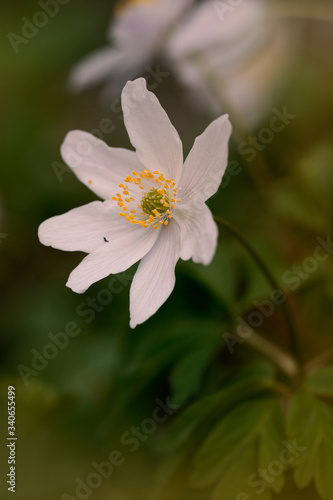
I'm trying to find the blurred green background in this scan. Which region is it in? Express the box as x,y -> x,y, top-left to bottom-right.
1,1 -> 333,499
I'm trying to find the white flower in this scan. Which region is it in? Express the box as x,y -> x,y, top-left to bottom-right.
167,0 -> 298,125
38,78 -> 232,328
69,0 -> 297,125
69,0 -> 194,93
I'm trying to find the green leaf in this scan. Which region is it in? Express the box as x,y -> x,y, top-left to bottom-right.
161,362 -> 275,453
127,320 -> 220,378
287,391 -> 333,499
304,365 -> 333,396
212,444 -> 272,500
190,398 -> 284,490
257,401 -> 286,494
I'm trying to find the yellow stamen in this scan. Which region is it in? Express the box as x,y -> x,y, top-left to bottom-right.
115,168 -> 178,229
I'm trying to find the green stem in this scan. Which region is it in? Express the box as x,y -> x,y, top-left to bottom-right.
305,349 -> 333,374
237,324 -> 299,380
214,215 -> 302,367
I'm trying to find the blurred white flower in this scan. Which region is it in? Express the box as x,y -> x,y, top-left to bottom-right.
167,0 -> 298,126
69,0 -> 297,125
39,78 -> 231,328
69,0 -> 194,94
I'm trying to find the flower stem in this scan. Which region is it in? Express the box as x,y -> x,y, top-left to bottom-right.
214,215 -> 302,367
238,326 -> 299,380
305,348 -> 333,374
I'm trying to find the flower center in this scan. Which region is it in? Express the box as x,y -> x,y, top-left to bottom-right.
112,169 -> 181,230
141,188 -> 169,216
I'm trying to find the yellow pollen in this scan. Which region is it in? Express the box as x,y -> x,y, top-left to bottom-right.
115,169 -> 177,229
88,180 -> 92,184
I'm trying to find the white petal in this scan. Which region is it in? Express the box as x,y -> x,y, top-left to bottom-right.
172,202 -> 218,265
66,221 -> 160,294
68,47 -> 127,92
61,130 -> 143,200
207,24 -> 297,127
129,220 -> 180,328
167,0 -> 265,60
68,45 -> 156,96
69,0 -> 195,94
38,201 -> 122,253
121,78 -> 183,183
179,115 -> 232,202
